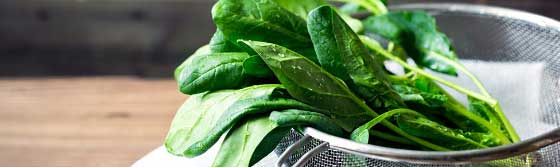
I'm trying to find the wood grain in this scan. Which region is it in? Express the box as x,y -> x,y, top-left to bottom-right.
0,77 -> 186,167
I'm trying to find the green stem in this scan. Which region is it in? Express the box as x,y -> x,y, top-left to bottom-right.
369,130 -> 416,145
430,51 -> 520,142
360,36 -> 498,107
430,51 -> 491,97
493,104 -> 521,142
352,108 -> 426,143
445,98 -> 512,144
355,101 -> 450,151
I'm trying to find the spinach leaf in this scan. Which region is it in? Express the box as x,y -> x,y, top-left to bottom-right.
396,114 -> 488,150
174,45 -> 210,80
337,0 -> 387,15
410,77 -> 510,144
273,0 -> 327,20
369,129 -> 416,146
363,11 -> 459,75
212,116 -> 290,167
242,56 -> 274,78
209,29 -> 243,53
165,84 -> 323,157
175,51 -> 250,94
468,96 -> 508,138
212,0 -> 317,62
392,84 -> 447,108
307,5 -> 403,109
339,2 -> 367,15
240,40 -> 373,131
241,40 -> 449,151
269,109 -> 344,136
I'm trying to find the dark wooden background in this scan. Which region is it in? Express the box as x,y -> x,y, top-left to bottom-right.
1,0 -> 559,77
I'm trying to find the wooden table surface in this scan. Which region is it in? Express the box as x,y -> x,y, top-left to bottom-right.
0,77 -> 186,167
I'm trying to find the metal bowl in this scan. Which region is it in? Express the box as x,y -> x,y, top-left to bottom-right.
275,3 -> 560,167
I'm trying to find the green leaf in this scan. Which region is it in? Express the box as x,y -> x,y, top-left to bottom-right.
209,29 -> 243,53
339,2 -> 367,15
307,6 -> 403,109
468,96 -> 509,139
351,109 -> 422,143
269,109 -> 344,136
363,11 -> 459,75
396,114 -> 488,150
175,51 -> 250,94
212,116 -> 289,167
392,84 -> 447,107
212,0 -> 317,62
242,56 -> 274,78
335,0 -> 387,15
164,84 -> 322,157
273,0 -> 327,20
175,45 -> 211,80
240,40 -> 451,152
240,40 -> 374,131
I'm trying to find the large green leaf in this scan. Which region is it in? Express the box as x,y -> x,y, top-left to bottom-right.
240,40 -> 373,131
174,45 -> 210,80
175,51 -> 250,94
307,5 -> 403,109
363,11 -> 459,75
396,114 -> 488,150
212,116 -> 289,167
269,109 -> 344,136
165,84 -> 322,157
212,0 -> 317,62
209,29 -> 243,53
273,0 -> 327,19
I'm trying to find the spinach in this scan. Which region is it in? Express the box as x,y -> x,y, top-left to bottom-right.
240,40 -> 373,131
209,29 -> 243,53
351,109 -> 423,143
273,0 -> 327,20
212,115 -> 290,167
165,1 -> 520,164
242,56 -> 274,78
212,0 -> 317,62
339,2 -> 367,15
392,84 -> 447,108
174,45 -> 210,80
175,51 -> 250,94
363,11 -> 459,75
269,109 -> 344,136
307,6 -> 404,109
241,40 -> 449,151
165,84 -> 324,157
396,114 -> 488,150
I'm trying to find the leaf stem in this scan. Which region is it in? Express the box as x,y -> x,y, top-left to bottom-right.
429,51 -> 491,97
493,104 -> 521,142
355,101 -> 450,151
369,130 -> 416,145
360,36 -> 498,106
429,52 -> 520,142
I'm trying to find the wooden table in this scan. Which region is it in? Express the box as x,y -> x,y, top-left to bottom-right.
0,77 -> 186,167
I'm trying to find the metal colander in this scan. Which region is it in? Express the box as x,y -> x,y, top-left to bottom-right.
274,3 -> 560,167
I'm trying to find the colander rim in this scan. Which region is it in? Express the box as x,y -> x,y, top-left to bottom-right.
301,3 -> 560,164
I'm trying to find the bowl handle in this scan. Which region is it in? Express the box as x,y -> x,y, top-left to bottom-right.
276,135 -> 329,167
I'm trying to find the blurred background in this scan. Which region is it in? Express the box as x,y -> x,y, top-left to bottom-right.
2,0 -> 560,77
0,0 -> 559,167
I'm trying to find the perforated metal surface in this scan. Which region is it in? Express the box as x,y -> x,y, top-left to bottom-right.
276,3 -> 560,167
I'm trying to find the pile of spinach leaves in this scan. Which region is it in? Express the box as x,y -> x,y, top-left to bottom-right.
165,0 -> 520,166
